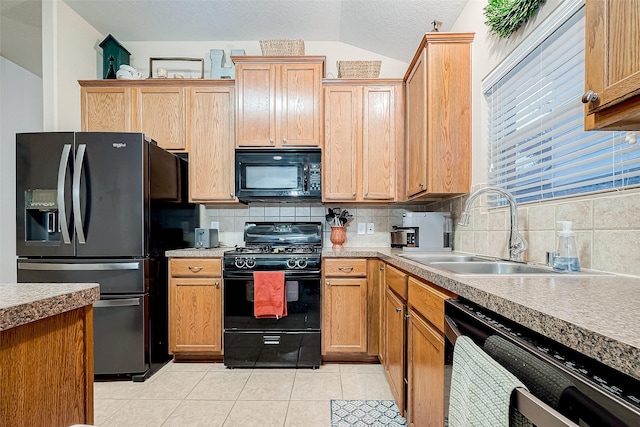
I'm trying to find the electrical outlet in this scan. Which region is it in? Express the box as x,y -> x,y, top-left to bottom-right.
210,221 -> 219,229
367,223 -> 375,234
357,222 -> 366,235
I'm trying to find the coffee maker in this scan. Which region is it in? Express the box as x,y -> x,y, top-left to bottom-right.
391,212 -> 452,251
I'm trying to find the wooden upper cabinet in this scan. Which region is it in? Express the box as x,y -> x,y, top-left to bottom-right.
234,56 -> 324,148
234,62 -> 276,147
323,80 -> 403,202
404,33 -> 474,200
188,84 -> 237,202
405,51 -> 427,199
81,85 -> 132,132
133,86 -> 187,151
324,85 -> 359,200
584,0 -> 640,130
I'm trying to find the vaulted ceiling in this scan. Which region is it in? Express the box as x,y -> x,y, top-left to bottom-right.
62,0 -> 470,63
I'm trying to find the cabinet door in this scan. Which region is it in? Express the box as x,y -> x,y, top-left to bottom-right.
407,309 -> 445,427
367,260 -> 385,358
385,288 -> 406,414
280,63 -> 323,146
323,277 -> 368,353
169,277 -> 221,354
134,87 -> 186,151
189,86 -> 237,202
323,85 -> 359,201
405,50 -> 428,198
81,86 -> 131,132
236,63 -> 277,147
585,0 -> 640,113
362,86 -> 396,200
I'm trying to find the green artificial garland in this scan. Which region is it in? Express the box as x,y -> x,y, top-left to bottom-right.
484,0 -> 546,38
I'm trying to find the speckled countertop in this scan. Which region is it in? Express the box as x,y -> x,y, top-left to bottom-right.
167,246 -> 640,380
0,283 -> 100,331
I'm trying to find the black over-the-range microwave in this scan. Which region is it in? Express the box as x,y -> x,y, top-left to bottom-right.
235,148 -> 321,202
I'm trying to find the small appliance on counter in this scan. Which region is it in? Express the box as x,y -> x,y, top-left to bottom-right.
195,228 -> 219,249
390,227 -> 417,248
391,212 -> 452,251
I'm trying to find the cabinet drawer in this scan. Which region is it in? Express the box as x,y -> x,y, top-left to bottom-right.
170,258 -> 221,277
385,264 -> 407,300
324,259 -> 367,277
407,277 -> 455,332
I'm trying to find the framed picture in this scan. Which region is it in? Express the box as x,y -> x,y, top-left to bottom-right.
148,57 -> 205,79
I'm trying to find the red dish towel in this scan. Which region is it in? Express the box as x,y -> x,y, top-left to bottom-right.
253,271 -> 288,319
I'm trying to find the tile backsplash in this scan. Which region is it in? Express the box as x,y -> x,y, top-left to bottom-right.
199,187 -> 640,277
200,203 -> 429,248
427,188 -> 640,277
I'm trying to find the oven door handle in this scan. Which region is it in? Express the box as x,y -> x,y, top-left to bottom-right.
223,271 -> 321,280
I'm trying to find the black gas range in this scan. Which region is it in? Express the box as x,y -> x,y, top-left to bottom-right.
222,222 -> 322,368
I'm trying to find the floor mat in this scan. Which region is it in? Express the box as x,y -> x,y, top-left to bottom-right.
330,399 -> 407,426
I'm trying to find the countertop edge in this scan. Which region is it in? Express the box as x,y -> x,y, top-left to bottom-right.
0,283 -> 100,331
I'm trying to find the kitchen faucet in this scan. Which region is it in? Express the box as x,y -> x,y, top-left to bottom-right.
459,186 -> 528,262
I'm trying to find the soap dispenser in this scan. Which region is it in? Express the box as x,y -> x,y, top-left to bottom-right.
552,221 -> 581,272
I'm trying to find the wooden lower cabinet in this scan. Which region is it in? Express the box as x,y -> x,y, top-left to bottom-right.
385,287 -> 406,415
1,306 -> 94,427
169,258 -> 222,356
406,276 -> 456,426
322,258 -> 368,355
407,308 -> 445,427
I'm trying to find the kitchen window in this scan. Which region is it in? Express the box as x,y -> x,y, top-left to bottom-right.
483,0 -> 640,205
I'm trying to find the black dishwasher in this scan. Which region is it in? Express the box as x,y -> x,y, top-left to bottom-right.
445,299 -> 640,426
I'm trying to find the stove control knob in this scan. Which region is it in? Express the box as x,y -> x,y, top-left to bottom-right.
296,258 -> 308,269
287,259 -> 297,269
234,257 -> 246,269
245,258 -> 256,268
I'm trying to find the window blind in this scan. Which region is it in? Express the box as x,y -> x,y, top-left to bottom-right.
484,6 -> 636,205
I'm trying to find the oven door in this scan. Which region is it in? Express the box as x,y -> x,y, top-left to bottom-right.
223,271 -> 321,368
223,272 -> 321,332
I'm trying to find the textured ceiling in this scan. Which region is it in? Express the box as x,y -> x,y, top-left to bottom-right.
62,0 -> 470,62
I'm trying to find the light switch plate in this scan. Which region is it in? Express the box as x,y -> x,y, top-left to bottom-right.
357,222 -> 366,235
367,223 -> 375,234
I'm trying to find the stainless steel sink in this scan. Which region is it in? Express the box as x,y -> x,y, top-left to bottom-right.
428,261 -> 559,275
398,253 -> 491,264
429,261 -> 583,276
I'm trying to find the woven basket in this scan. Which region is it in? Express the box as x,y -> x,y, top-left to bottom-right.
259,39 -> 305,56
337,60 -> 381,78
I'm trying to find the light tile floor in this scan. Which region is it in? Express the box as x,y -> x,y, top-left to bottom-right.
94,362 -> 394,426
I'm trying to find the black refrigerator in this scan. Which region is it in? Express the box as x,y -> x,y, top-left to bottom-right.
16,132 -> 198,380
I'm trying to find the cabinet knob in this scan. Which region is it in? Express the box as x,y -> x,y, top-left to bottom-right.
395,307 -> 402,313
352,192 -> 356,196
364,192 -> 369,196
419,182 -> 424,187
188,266 -> 204,272
269,138 -> 274,143
326,281 -> 331,286
581,90 -> 599,103
379,266 -> 385,271
282,138 -> 287,143
230,193 -> 235,198
214,281 -> 220,288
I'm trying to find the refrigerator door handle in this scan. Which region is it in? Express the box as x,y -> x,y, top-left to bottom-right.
57,144 -> 72,244
94,298 -> 141,308
17,262 -> 141,271
73,143 -> 87,244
